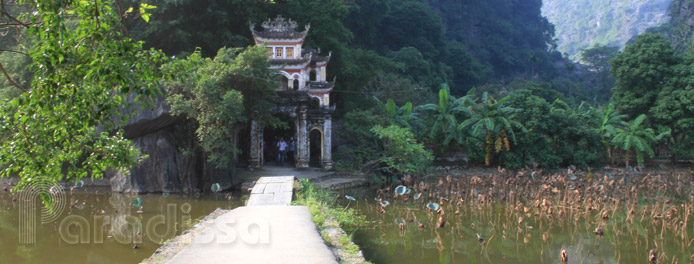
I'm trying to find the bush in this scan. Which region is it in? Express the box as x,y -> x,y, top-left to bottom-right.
333,109 -> 385,172
370,125 -> 433,175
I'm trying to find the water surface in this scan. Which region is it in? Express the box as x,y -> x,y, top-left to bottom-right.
343,173 -> 694,264
0,190 -> 242,264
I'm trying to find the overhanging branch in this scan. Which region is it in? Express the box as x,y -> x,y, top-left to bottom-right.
0,60 -> 27,93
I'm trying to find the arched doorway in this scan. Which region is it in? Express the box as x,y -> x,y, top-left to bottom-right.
280,76 -> 289,91
309,128 -> 322,167
263,114 -> 295,166
293,79 -> 299,90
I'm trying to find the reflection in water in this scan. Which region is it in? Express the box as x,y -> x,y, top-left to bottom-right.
0,190 -> 242,264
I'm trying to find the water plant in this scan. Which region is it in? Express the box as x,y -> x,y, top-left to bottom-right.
348,166 -> 694,263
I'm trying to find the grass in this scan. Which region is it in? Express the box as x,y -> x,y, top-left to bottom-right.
293,178 -> 372,264
293,178 -> 367,231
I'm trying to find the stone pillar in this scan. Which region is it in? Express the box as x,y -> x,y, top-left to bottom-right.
249,120 -> 263,168
296,106 -> 309,168
322,118 -> 333,170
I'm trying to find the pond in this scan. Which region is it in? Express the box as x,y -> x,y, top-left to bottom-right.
342,169 -> 694,264
0,188 -> 243,264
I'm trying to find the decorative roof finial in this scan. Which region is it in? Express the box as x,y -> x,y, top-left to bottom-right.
261,15 -> 298,32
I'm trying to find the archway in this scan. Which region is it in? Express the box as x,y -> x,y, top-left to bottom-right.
309,128 -> 322,167
280,76 -> 289,91
263,113 -> 295,166
293,79 -> 299,90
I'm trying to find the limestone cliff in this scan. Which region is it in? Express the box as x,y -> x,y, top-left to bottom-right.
542,0 -> 671,59
107,93 -> 238,193
648,0 -> 694,53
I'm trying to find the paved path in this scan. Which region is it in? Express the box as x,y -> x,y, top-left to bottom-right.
246,176 -> 294,206
239,166 -> 368,191
238,165 -> 333,181
166,206 -> 336,264
165,174 -> 337,264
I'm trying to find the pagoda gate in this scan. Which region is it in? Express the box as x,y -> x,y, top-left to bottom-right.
247,15 -> 334,169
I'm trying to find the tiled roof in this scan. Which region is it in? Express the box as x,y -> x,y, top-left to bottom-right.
308,81 -> 334,90
270,53 -> 311,66
251,15 -> 309,40
253,30 -> 307,40
302,48 -> 331,63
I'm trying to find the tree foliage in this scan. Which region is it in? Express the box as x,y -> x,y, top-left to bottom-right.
458,92 -> 524,166
610,34 -> 676,120
0,0 -> 169,189
371,125 -> 432,175
611,114 -> 667,166
166,46 -> 278,167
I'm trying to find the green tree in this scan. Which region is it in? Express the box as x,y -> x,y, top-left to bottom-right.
651,51 -> 694,163
611,114 -> 667,167
458,92 -> 525,166
380,98 -> 415,129
610,34 -> 676,120
167,46 -> 279,167
125,0 -> 271,57
588,103 -> 627,164
333,109 -> 385,172
0,1 -> 168,190
580,45 -> 618,98
500,89 -> 605,169
370,125 -> 432,175
415,86 -> 467,146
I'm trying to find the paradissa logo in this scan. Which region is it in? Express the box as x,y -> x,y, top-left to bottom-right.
18,178 -> 66,245
19,182 -> 270,246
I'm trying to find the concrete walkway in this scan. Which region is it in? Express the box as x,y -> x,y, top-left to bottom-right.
247,176 -> 294,206
239,166 -> 368,191
165,175 -> 337,264
238,165 -> 333,181
166,206 -> 336,264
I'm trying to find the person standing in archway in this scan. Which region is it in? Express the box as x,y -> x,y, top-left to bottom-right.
277,137 -> 288,166
288,137 -> 295,165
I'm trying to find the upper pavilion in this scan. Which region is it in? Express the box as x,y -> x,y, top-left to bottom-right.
250,15 -> 334,108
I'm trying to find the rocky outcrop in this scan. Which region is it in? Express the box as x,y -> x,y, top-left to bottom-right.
108,93 -> 238,193
542,0 -> 671,58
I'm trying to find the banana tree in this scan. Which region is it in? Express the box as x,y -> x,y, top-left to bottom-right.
588,103 -> 627,164
611,114 -> 669,167
458,92 -> 525,166
415,85 -> 471,146
383,98 -> 415,128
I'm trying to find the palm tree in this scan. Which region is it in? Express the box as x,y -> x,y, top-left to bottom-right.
458,92 -> 525,166
611,114 -> 668,167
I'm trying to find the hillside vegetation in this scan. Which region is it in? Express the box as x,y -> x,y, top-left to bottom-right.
543,0 -> 670,58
